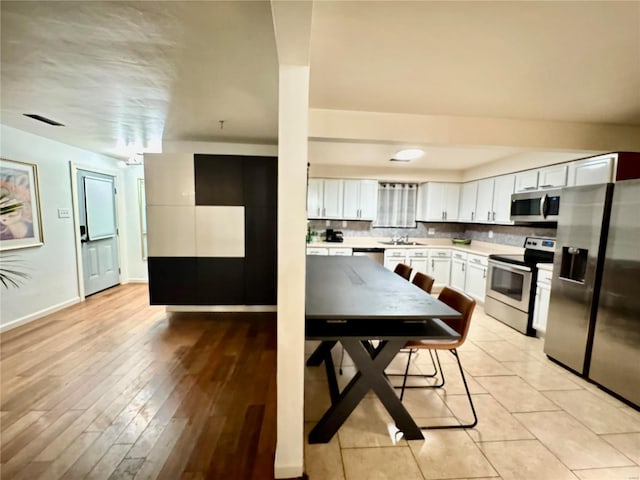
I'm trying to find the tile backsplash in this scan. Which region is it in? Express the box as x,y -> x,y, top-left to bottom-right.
307,220 -> 556,247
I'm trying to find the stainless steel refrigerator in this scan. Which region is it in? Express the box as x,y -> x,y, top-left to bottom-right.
544,179 -> 640,407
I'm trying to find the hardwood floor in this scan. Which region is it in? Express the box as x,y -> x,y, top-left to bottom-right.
0,284 -> 277,479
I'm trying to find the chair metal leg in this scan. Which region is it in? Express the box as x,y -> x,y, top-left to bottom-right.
396,349 -> 445,393
339,345 -> 345,375
421,349 -> 478,430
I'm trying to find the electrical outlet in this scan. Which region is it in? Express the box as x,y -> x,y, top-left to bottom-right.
342,220 -> 347,228
488,230 -> 494,239
58,208 -> 71,218
428,227 -> 435,235
325,220 -> 331,227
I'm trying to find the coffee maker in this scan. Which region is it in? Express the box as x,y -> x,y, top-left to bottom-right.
325,229 -> 344,243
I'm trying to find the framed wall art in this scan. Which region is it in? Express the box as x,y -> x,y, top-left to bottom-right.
0,158 -> 44,250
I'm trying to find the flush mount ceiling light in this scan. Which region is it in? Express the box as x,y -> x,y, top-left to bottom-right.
390,148 -> 424,162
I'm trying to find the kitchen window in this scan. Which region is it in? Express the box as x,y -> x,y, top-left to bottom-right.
373,183 -> 417,228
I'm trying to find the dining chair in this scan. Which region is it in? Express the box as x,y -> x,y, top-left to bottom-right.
393,263 -> 413,280
411,271 -> 435,293
398,285 -> 478,429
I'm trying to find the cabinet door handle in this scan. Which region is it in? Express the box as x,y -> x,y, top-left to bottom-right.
471,211 -> 475,221
492,211 -> 496,221
323,207 -> 326,217
431,259 -> 434,270
444,211 -> 447,220
539,184 -> 553,188
487,211 -> 491,221
442,211 -> 445,220
317,207 -> 320,216
522,186 -> 537,190
483,268 -> 486,279
462,263 -> 465,272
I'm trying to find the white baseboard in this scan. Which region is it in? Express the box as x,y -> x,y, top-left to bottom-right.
125,278 -> 149,284
0,297 -> 81,333
166,305 -> 277,313
274,463 -> 303,479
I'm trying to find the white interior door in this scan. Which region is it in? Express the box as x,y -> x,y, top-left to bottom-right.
77,170 -> 120,296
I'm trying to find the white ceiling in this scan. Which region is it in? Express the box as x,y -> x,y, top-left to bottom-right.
1,1 -> 639,170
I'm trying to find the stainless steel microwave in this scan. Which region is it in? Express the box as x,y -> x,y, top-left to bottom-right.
510,189 -> 561,222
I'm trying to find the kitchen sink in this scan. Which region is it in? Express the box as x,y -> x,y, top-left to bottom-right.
380,241 -> 428,246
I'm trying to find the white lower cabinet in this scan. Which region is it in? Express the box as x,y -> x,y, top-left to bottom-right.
533,268 -> 552,336
407,249 -> 429,276
306,247 -> 352,256
306,247 -> 329,255
465,254 -> 488,303
429,249 -> 451,287
328,247 -> 353,256
450,251 -> 467,291
384,249 -> 407,272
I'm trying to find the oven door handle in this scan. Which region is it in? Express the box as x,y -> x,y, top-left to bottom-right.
488,260 -> 532,273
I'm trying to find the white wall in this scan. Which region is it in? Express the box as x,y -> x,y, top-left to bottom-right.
0,125 -> 135,330
122,164 -> 148,282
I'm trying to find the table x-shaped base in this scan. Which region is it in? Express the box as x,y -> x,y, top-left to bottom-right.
308,339 -> 424,444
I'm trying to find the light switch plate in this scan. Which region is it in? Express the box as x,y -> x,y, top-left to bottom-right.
326,220 -> 330,227
58,208 -> 71,218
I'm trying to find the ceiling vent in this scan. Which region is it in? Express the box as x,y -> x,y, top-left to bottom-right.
23,114 -> 65,126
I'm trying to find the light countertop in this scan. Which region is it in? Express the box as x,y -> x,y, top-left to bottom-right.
307,237 -> 524,256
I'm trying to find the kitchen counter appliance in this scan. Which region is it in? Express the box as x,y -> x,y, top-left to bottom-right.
325,229 -> 344,243
544,179 -> 640,408
485,236 -> 556,336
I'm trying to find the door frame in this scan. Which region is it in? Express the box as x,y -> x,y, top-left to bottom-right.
70,162 -> 125,300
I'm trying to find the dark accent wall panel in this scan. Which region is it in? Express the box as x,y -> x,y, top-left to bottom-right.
244,207 -> 277,305
194,154 -> 244,206
196,258 -> 245,305
243,156 -> 277,209
148,257 -> 199,305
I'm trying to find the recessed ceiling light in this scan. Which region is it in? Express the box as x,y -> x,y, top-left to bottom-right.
23,114 -> 65,126
391,148 -> 424,161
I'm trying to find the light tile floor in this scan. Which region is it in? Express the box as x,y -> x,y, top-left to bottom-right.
304,307 -> 640,480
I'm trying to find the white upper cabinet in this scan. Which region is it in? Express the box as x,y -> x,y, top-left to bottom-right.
307,178 -> 324,219
492,174 -> 515,224
416,183 -> 460,221
343,180 -> 378,220
458,182 -> 478,222
515,170 -> 539,192
567,155 -> 614,187
323,179 -> 344,219
342,180 -> 360,219
308,178 -> 377,220
476,178 -> 495,223
307,178 -> 343,219
538,164 -> 567,189
359,180 -> 379,220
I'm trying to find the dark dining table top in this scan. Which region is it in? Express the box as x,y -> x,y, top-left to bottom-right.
306,255 -> 462,324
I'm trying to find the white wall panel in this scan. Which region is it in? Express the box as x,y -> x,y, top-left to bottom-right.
146,206 -> 195,257
143,153 -> 195,206
195,206 -> 245,257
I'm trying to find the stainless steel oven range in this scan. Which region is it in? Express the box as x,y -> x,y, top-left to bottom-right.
485,236 -> 556,336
